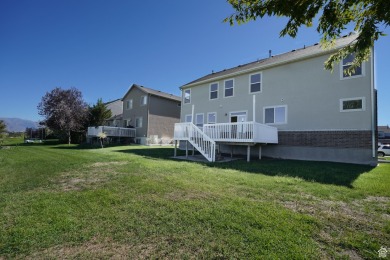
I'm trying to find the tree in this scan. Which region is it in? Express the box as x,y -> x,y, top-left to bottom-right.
225,0 -> 389,72
0,120 -> 6,134
0,120 -> 7,145
37,87 -> 88,145
88,98 -> 112,127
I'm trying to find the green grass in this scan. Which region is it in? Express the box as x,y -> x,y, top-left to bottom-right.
0,143 -> 389,259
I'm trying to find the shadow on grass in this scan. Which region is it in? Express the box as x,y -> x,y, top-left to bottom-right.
116,147 -> 373,188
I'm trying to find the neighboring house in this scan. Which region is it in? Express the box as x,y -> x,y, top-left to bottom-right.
104,99 -> 123,127
174,33 -> 377,165
122,84 -> 181,145
378,125 -> 390,144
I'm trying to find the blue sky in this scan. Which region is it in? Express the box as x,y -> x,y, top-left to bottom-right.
0,0 -> 389,126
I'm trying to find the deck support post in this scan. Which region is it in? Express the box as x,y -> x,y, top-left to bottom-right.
192,145 -> 195,156
174,140 -> 177,157
247,145 -> 250,162
259,146 -> 262,160
186,141 -> 188,158
231,146 -> 233,158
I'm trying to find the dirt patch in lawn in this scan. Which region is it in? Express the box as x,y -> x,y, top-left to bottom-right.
24,236 -> 202,259
52,161 -> 129,191
164,190 -> 217,202
281,194 -> 389,259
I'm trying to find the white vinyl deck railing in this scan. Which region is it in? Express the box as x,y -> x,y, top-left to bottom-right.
203,121 -> 278,143
87,126 -> 136,138
174,122 -> 216,162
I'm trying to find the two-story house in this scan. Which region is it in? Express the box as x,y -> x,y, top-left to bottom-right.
104,99 -> 123,127
122,84 -> 181,145
174,33 -> 377,165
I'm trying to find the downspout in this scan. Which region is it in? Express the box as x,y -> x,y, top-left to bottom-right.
370,47 -> 376,158
147,94 -> 150,141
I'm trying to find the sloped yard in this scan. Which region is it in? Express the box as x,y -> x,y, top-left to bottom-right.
0,142 -> 389,259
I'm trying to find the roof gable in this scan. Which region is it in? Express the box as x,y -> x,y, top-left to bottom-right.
122,84 -> 181,102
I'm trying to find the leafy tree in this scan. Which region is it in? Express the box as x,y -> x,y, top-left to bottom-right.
0,120 -> 7,144
37,87 -> 88,145
225,0 -> 389,72
88,98 -> 112,126
0,120 -> 6,134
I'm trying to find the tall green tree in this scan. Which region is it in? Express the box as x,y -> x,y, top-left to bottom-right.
38,87 -> 88,145
0,120 -> 7,143
0,120 -> 6,134
88,98 -> 112,127
225,0 -> 389,72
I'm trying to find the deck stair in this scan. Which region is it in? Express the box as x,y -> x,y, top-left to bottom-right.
174,123 -> 216,162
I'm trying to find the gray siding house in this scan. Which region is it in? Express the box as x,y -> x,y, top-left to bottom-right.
104,99 -> 123,127
175,33 -> 377,165
122,84 -> 181,145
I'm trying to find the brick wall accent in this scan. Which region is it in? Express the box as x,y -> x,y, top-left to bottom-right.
278,130 -> 372,149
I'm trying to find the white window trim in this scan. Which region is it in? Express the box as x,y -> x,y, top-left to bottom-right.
209,82 -> 219,100
207,112 -> 217,124
195,113 -> 204,127
263,105 -> 288,125
126,99 -> 133,110
224,78 -> 234,98
249,72 -> 262,94
135,117 -> 143,128
140,95 -> 147,106
340,57 -> 365,80
340,97 -> 366,112
184,89 -> 191,104
184,114 -> 192,123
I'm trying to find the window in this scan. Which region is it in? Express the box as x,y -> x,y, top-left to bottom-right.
195,113 -> 204,127
264,106 -> 287,124
250,73 -> 262,93
125,119 -> 131,127
207,112 -> 216,124
126,99 -> 133,110
140,96 -> 147,106
185,114 -> 192,123
135,117 -> 143,128
224,79 -> 234,97
340,97 -> 365,112
184,89 -> 191,104
210,83 -> 218,100
341,53 -> 363,79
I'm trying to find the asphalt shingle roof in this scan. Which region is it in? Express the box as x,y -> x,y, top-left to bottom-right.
122,84 -> 181,102
182,33 -> 359,88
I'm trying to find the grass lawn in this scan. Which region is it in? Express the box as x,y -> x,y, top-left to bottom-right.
0,141 -> 389,259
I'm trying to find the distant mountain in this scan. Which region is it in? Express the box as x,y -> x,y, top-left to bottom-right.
0,118 -> 39,132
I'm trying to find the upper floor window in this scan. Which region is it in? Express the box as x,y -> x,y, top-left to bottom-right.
135,117 -> 143,128
224,79 -> 234,97
207,112 -> 216,124
140,96 -> 147,106
250,73 -> 262,93
210,83 -> 218,100
264,105 -> 287,124
341,54 -> 363,79
126,99 -> 133,110
184,89 -> 191,104
340,97 -> 365,112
